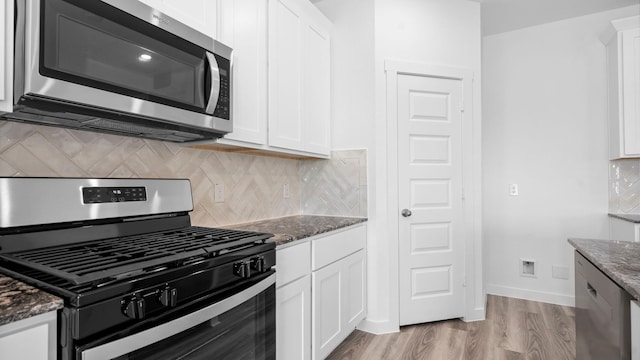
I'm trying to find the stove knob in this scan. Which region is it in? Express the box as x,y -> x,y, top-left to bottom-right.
122,297 -> 146,319
136,298 -> 146,319
158,287 -> 178,307
251,256 -> 266,273
233,261 -> 251,278
123,300 -> 137,319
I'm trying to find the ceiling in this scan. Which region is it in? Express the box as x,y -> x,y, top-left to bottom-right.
480,0 -> 640,35
311,0 -> 640,36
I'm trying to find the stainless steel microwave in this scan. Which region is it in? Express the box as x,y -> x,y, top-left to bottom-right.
4,0 -> 233,142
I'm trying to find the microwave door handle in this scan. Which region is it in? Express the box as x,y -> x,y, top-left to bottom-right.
205,52 -> 220,114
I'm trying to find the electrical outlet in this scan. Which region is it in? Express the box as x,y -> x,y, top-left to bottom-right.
520,258 -> 536,277
283,183 -> 290,199
214,183 -> 224,203
509,184 -> 519,196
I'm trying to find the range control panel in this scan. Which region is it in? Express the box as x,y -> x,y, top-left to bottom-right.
82,187 -> 147,204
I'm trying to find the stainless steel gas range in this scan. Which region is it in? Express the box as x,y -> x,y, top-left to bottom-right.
0,177 -> 275,360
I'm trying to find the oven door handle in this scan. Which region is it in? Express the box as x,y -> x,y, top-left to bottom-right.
80,274 -> 275,360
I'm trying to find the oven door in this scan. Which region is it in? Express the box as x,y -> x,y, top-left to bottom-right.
17,0 -> 232,131
78,274 -> 275,360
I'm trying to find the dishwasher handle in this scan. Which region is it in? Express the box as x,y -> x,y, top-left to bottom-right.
587,282 -> 597,299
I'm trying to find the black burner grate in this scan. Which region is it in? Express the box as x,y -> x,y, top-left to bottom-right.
0,227 -> 272,285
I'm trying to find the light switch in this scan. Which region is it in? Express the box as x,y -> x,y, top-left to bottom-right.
509,184 -> 519,196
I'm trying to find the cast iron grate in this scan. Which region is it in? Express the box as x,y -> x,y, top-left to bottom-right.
0,227 -> 272,286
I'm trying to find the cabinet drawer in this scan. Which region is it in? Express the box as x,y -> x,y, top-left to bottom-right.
312,225 -> 366,271
276,242 -> 311,287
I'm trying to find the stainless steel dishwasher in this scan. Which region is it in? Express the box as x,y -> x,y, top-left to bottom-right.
575,251 -> 632,359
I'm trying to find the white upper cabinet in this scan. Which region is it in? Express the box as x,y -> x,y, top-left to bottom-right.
138,0 -> 218,38
601,16 -> 640,159
217,0 -> 268,145
0,0 -> 14,114
185,0 -> 332,158
268,0 -> 331,156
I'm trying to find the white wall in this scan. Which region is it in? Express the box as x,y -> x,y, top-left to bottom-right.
372,0 -> 483,332
482,5 -> 640,306
315,0 -> 482,333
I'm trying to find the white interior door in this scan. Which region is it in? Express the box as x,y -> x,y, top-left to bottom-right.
397,73 -> 465,326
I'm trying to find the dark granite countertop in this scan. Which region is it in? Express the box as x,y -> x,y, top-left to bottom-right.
225,215 -> 367,247
568,238 -> 640,300
609,213 -> 640,223
0,275 -> 63,326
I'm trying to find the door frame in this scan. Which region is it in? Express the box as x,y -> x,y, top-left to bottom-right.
384,60 -> 483,324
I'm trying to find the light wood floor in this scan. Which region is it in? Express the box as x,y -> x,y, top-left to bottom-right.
325,295 -> 575,360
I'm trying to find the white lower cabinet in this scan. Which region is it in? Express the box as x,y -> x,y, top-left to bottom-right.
310,224 -> 366,360
276,241 -> 312,360
632,300 -> 640,360
276,224 -> 367,360
276,275 -> 311,360
312,249 -> 365,360
0,311 -> 57,360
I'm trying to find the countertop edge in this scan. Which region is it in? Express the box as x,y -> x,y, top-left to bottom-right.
609,213 -> 640,223
568,238 -> 640,301
224,215 -> 368,247
0,275 -> 63,327
274,221 -> 367,250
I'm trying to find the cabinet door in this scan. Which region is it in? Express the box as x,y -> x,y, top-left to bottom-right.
345,250 -> 366,329
0,323 -> 49,359
0,312 -> 57,360
276,275 -> 311,360
621,27 -> 640,155
268,0 -> 304,151
312,249 -> 366,360
268,0 -> 331,156
604,17 -> 640,159
312,260 -> 343,360
0,0 -> 13,113
138,0 -> 218,38
633,300 -> 640,360
218,0 -> 268,145
302,8 -> 331,155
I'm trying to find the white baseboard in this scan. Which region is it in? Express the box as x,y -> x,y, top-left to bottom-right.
486,284 -> 575,307
356,318 -> 399,335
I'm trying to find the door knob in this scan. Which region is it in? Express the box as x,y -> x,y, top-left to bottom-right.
401,209 -> 412,217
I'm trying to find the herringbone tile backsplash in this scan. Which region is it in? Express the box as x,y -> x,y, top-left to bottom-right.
301,150 -> 367,217
0,121 -> 367,226
610,159 -> 640,213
